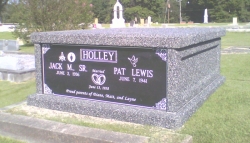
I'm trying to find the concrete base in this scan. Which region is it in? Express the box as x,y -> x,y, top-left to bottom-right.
0,52 -> 35,82
110,19 -> 126,28
28,76 -> 225,129
0,112 -> 149,143
0,69 -> 35,82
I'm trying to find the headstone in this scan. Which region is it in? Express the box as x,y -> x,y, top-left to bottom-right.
94,18 -> 98,24
140,19 -> 144,25
0,40 -> 4,50
28,28 -> 226,129
17,38 -> 24,46
233,17 -> 238,25
7,40 -> 20,51
0,53 -> 35,82
148,16 -> 152,26
130,20 -> 135,27
204,9 -> 208,23
0,40 -> 7,51
96,24 -> 104,29
162,24 -> 168,28
110,0 -> 126,28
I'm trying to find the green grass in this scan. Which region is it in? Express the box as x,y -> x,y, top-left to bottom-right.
0,32 -> 16,40
180,54 -> 250,143
221,32 -> 250,49
18,45 -> 34,54
0,32 -> 34,54
151,22 -> 250,27
0,79 -> 35,143
0,136 -> 25,143
0,79 -> 36,108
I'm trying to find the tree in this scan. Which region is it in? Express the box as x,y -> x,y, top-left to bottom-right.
184,0 -> 250,23
0,0 -> 9,21
91,0 -> 168,23
92,0 -> 112,23
10,0 -> 93,43
121,0 -> 166,22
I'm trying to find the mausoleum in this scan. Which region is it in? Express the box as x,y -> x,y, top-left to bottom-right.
28,27 -> 225,129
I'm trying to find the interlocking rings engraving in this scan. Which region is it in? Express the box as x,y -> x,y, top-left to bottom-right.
91,74 -> 106,85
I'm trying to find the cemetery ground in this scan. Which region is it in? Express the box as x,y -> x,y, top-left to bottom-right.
0,136 -> 24,143
0,31 -> 250,143
0,32 -> 34,54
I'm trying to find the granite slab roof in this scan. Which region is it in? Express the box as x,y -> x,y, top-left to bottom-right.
31,28 -> 226,49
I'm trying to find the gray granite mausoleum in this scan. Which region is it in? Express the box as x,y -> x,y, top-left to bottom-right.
28,28 -> 225,129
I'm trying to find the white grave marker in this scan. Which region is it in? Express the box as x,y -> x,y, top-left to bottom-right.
148,16 -> 152,26
204,9 -> 208,23
233,17 -> 238,25
110,0 -> 126,28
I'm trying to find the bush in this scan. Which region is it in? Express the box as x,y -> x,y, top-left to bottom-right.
10,0 -> 93,43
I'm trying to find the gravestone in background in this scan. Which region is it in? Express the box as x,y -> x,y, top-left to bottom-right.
28,28 -> 226,129
140,19 -> 144,25
204,9 -> 208,23
7,40 -> 20,51
0,53 -> 35,82
0,40 -> 19,51
147,16 -> 152,26
0,40 -> 7,51
130,20 -> 135,27
233,17 -> 238,25
94,18 -> 98,24
110,0 -> 126,28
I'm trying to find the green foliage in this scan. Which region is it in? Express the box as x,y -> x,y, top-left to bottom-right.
92,0 -> 112,23
0,0 -> 9,18
122,0 -> 167,23
0,32 -> 15,39
8,0 -> 93,43
184,0 -> 250,23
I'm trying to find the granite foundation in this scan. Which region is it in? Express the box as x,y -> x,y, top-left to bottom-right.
28,28 -> 226,129
0,52 -> 35,82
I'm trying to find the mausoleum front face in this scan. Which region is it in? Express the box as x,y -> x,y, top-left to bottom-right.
28,28 -> 225,129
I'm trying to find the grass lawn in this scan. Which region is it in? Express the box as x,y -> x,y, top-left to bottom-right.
180,54 -> 250,143
18,45 -> 34,54
105,22 -> 249,28
221,32 -> 250,49
0,32 -> 16,40
0,136 -> 24,143
0,79 -> 36,108
166,22 -> 249,27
